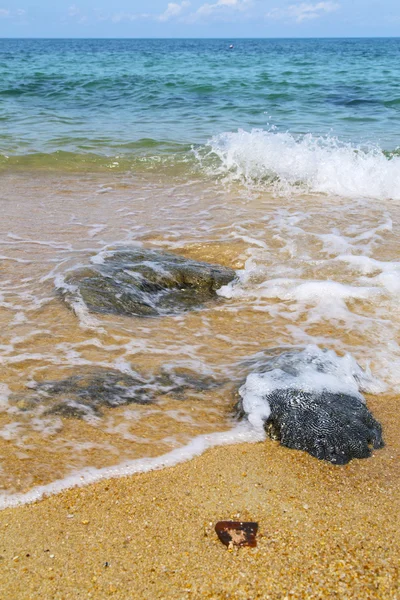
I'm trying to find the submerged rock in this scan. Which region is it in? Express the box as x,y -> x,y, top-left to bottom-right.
236,346 -> 384,465
58,247 -> 236,318
13,367 -> 220,419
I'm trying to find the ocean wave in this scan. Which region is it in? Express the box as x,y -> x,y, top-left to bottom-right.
203,129 -> 400,200
0,142 -> 196,174
2,130 -> 400,202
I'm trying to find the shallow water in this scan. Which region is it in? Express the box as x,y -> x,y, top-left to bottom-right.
0,168 -> 399,502
1,38 -> 400,505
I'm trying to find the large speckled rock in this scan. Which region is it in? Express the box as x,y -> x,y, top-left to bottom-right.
58,247 -> 236,317
13,367 -> 220,419
236,347 -> 384,465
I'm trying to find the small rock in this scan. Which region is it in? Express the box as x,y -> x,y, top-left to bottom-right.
215,521 -> 258,548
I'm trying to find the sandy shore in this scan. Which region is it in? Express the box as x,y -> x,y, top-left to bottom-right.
0,394 -> 399,600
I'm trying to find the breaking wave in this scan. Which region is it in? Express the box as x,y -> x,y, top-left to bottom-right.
204,129 -> 400,200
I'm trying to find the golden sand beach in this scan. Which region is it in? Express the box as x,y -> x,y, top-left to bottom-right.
0,392 -> 398,599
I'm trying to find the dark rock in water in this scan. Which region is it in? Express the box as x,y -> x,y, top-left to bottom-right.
45,401 -> 99,420
236,347 -> 384,465
59,247 -> 236,317
262,389 -> 383,464
14,367 -> 220,419
37,369 -> 153,417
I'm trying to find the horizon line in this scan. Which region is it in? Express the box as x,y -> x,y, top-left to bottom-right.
1,36 -> 400,40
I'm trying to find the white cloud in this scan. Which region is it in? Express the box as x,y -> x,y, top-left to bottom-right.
68,5 -> 80,17
67,5 -> 89,24
111,12 -> 138,23
0,7 -> 27,18
189,0 -> 251,21
103,2 -> 190,24
267,2 -> 340,23
158,1 -> 190,22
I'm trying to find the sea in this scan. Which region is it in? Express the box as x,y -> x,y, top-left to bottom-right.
0,38 -> 399,507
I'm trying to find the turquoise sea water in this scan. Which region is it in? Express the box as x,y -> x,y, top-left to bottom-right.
1,38 -> 400,173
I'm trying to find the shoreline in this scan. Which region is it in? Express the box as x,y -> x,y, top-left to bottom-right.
0,423 -> 264,511
1,394 -> 398,599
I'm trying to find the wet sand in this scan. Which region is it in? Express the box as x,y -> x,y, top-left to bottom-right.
0,393 -> 398,600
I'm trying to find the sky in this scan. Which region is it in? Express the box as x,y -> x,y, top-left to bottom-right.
0,0 -> 399,38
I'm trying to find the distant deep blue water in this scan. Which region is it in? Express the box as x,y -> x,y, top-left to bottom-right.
0,38 -> 399,172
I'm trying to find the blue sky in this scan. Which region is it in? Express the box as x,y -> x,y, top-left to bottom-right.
1,0 -> 399,37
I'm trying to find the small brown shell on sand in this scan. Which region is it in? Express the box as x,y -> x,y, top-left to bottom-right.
215,521 -> 258,548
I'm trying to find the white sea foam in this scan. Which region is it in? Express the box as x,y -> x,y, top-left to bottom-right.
87,224 -> 107,238
90,242 -> 143,265
0,422 -> 23,442
0,422 -> 264,510
218,269 -> 382,313
337,255 -> 400,294
0,383 -> 11,410
10,312 -> 28,325
205,129 -> 400,200
239,346 -> 385,429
